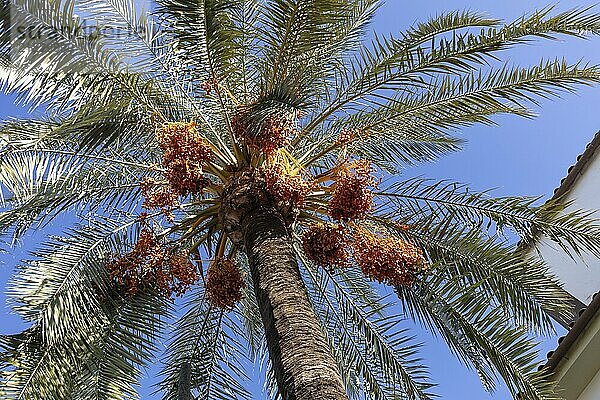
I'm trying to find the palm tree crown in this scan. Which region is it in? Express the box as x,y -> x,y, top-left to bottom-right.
1,1 -> 600,399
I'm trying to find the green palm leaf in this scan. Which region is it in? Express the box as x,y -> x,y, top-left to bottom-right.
397,278 -> 561,400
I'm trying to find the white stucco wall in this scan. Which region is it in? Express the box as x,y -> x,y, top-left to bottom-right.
553,309 -> 600,400
532,149 -> 600,304
578,368 -> 600,400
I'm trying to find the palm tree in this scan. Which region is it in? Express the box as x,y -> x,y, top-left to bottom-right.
1,0 -> 600,399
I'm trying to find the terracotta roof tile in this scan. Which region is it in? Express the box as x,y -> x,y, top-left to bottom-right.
542,291 -> 600,373
551,131 -> 600,200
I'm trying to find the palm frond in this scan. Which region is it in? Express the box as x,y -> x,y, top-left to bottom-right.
156,0 -> 241,84
7,218 -> 139,343
259,0 -> 348,92
1,291 -> 166,400
370,216 -> 572,334
75,0 -> 173,74
300,59 -> 600,169
361,59 -> 600,131
297,246 -> 434,400
234,253 -> 264,358
0,150 -> 143,240
397,277 -> 560,400
1,221 -> 167,399
160,288 -> 252,400
1,326 -> 88,399
377,178 -> 600,258
303,7 -> 600,135
1,0 -> 197,124
68,292 -> 167,400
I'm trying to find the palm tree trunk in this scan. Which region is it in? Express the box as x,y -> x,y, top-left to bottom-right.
242,206 -> 348,400
177,362 -> 191,400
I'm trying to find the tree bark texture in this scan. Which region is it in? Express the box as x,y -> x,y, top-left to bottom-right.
176,362 -> 191,400
242,206 -> 348,400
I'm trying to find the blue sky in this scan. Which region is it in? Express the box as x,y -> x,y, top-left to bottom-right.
1,1 -> 600,399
